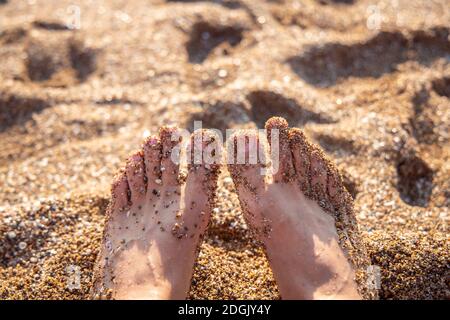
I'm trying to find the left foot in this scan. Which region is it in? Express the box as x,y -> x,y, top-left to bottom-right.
91,128 -> 220,299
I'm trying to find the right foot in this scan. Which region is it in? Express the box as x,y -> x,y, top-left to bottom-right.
228,117 -> 376,300
91,127 -> 220,299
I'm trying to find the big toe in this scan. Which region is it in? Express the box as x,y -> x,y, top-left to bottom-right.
227,130 -> 268,195
265,117 -> 296,183
227,130 -> 269,235
184,129 -> 221,227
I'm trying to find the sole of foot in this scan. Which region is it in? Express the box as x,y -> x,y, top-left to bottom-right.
91,127 -> 220,299
228,117 -> 377,300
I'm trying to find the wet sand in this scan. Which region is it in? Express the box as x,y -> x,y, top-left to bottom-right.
0,0 -> 449,299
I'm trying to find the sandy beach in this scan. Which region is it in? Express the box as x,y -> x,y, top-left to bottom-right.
0,0 -> 448,299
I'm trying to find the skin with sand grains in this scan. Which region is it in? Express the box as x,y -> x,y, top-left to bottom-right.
228,117 -> 375,299
91,117 -> 376,300
91,128 -> 221,299
0,0 -> 448,301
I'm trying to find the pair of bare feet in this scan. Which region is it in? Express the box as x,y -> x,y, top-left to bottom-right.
91,117 -> 373,300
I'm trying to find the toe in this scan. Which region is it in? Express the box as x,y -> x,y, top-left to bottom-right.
265,117 -> 296,183
327,167 -> 342,200
188,129 -> 221,177
160,126 -> 182,187
110,170 -> 130,211
184,130 -> 222,226
310,150 -> 327,189
227,131 -> 268,236
309,148 -> 333,210
327,164 -> 352,213
227,130 -> 267,195
143,135 -> 162,197
125,151 -> 146,204
289,128 -> 312,195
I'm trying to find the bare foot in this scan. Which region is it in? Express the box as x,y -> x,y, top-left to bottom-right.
91,128 -> 220,299
228,117 -> 377,300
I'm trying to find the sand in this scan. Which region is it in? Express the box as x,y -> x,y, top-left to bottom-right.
0,0 -> 448,299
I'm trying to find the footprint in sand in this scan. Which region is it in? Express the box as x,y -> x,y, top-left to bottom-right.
186,100 -> 254,136
432,76 -> 450,98
167,0 -> 241,9
186,20 -> 246,64
287,28 -> 450,87
32,20 -> 71,31
246,90 -> 335,128
396,152 -> 433,208
24,31 -> 98,86
0,90 -> 51,133
0,27 -> 27,45
317,0 -> 355,4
